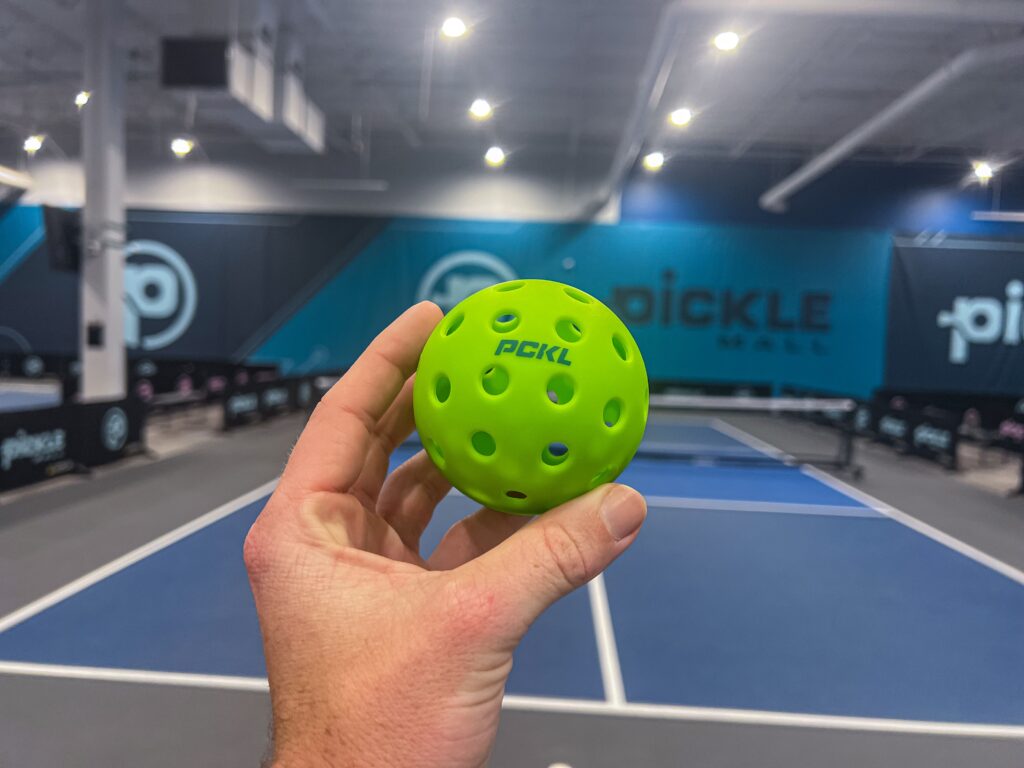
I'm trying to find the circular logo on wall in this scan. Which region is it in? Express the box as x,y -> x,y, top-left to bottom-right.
134,359 -> 158,378
100,406 -> 129,453
416,251 -> 517,313
22,355 -> 44,378
123,240 -> 198,352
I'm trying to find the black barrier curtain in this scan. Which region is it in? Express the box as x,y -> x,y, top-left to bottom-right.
886,239 -> 1024,396
0,397 -> 145,491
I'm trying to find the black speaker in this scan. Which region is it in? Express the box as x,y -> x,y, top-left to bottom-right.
161,38 -> 230,88
43,205 -> 81,273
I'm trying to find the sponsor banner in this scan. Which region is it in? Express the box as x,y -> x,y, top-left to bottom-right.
853,402 -> 875,437
860,402 -> 959,469
908,412 -> 959,469
222,376 -> 316,429
887,239 -> 1024,396
0,397 -> 145,491
0,406 -> 74,490
254,220 -> 890,397
71,398 -> 146,469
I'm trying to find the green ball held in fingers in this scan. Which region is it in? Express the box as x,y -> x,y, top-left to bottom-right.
413,279 -> 649,515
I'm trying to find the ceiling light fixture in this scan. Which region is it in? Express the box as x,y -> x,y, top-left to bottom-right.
484,145 -> 506,168
170,137 -> 195,158
973,160 -> 995,183
642,151 -> 665,172
74,91 -> 91,109
713,31 -> 740,52
469,98 -> 493,120
441,17 -> 467,38
668,107 -> 693,127
23,134 -> 45,156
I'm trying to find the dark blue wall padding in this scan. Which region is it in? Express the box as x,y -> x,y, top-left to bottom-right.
0,209 -> 386,362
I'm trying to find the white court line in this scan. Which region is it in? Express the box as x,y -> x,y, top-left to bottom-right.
586,575 -> 625,705
501,695 -> 1024,739
803,465 -> 1024,588
0,479 -> 279,634
645,495 -> 880,519
710,420 -> 1024,587
0,661 -> 269,692
0,661 -> 1021,740
641,440 -> 769,456
709,417 -> 794,462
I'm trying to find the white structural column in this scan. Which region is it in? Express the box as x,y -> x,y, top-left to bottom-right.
80,0 -> 126,401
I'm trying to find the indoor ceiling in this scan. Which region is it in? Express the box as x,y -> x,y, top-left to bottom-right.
0,0 -> 1022,177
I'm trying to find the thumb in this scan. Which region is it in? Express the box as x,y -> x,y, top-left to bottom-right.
466,484 -> 646,634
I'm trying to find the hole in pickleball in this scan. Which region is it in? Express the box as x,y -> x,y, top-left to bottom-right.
590,467 -> 614,488
546,374 -> 574,405
493,311 -> 520,333
444,312 -> 465,336
481,365 -> 509,396
506,490 -> 527,499
542,442 -> 569,466
612,333 -> 630,362
495,281 -> 525,292
555,318 -> 583,343
603,398 -> 622,427
426,438 -> 446,468
471,431 -> 496,457
435,374 -> 451,403
564,286 -> 592,304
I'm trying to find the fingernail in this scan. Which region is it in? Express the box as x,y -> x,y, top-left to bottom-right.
599,486 -> 647,542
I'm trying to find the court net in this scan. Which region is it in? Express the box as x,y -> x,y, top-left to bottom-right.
642,394 -> 858,471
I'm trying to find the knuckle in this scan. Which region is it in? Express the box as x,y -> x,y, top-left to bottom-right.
540,522 -> 592,591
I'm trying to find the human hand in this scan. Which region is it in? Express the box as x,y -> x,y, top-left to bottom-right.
244,302 -> 647,768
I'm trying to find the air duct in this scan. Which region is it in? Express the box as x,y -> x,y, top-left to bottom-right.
759,36 -> 1024,213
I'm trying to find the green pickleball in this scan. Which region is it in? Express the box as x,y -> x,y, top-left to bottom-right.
413,279 -> 648,515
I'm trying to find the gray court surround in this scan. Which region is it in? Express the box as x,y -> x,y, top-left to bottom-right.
1,414 -> 1023,767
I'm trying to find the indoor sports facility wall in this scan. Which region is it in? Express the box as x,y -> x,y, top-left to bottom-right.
1,152 -> 1021,400
0,206 -> 891,397
250,218 -> 891,397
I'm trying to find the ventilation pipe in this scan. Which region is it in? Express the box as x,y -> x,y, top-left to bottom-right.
759,36 -> 1024,213
583,0 -> 1024,221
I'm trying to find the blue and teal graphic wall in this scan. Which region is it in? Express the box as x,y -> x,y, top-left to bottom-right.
0,206 -> 891,397
251,219 -> 890,397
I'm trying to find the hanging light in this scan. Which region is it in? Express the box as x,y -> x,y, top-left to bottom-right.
441,17 -> 467,38
23,135 -> 45,156
484,145 -> 506,168
642,151 -> 665,172
170,137 -> 195,158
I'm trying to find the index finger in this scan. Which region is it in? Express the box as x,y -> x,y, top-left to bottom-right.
283,301 -> 442,494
